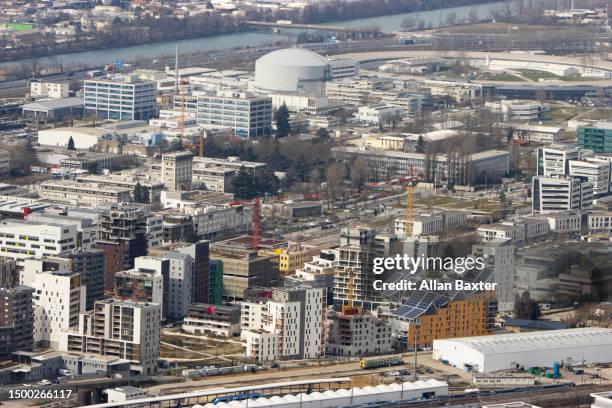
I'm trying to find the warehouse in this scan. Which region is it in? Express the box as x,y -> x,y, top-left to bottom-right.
432,328 -> 612,373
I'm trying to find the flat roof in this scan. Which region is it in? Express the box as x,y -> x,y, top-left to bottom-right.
22,97 -> 83,111
434,328 -> 612,354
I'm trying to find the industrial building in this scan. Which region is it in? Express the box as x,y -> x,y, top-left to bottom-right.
578,121 -> 612,153
432,328 -> 612,373
37,127 -> 109,149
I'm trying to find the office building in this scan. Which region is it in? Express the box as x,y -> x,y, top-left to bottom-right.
177,90 -> 272,138
40,180 -> 132,207
162,151 -> 193,191
532,175 -> 593,213
328,58 -> 359,79
177,241 -> 210,304
577,121 -> 612,153
241,287 -> 326,362
485,100 -> 547,121
537,144 -> 582,177
84,76 -> 157,121
76,174 -> 164,209
0,286 -> 34,357
96,203 -> 148,291
22,259 -> 85,349
0,150 -> 9,178
540,211 -> 582,234
27,212 -> 97,250
568,158 -> 612,196
356,104 -> 404,126
61,298 -> 161,375
588,211 -> 612,235
183,304 -> 240,337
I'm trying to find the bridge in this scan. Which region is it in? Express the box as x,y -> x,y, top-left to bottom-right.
246,21 -> 376,33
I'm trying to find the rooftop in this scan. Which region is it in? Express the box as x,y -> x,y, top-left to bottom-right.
21,97 -> 83,111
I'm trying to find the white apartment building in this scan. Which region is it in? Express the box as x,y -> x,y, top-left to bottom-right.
357,104 -> 404,126
540,211 -> 582,233
136,252 -> 193,320
0,220 -> 78,264
588,211 -> 612,235
30,81 -> 69,99
395,210 -> 467,237
508,217 -> 550,242
477,223 -> 526,246
27,212 -> 97,250
192,166 -> 235,193
22,259 -> 85,349
162,151 -> 193,191
145,215 -> 163,248
61,298 -> 161,375
532,176 -> 593,214
40,180 -> 132,207
76,174 -> 164,209
241,287 -> 326,362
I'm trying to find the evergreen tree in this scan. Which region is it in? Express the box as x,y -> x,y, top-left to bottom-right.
274,103 -> 291,138
133,182 -> 144,203
67,136 -> 76,151
232,166 -> 255,199
415,135 -> 426,153
141,187 -> 150,204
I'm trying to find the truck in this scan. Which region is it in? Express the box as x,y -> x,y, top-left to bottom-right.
360,357 -> 403,369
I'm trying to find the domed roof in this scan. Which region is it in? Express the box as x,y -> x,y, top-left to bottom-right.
256,48 -> 329,67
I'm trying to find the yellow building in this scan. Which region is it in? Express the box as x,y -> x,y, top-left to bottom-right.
261,243 -> 315,277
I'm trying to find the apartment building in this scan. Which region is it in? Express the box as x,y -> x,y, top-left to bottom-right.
326,312 -> 393,356
0,220 -> 78,264
0,257 -> 16,287
30,81 -> 69,99
540,211 -> 582,234
356,104 -> 404,126
114,269 -> 164,307
162,151 -> 193,191
191,156 -> 267,193
472,240 -> 515,312
532,175 -> 593,214
326,77 -> 394,106
27,212 -> 97,250
84,76 -> 157,121
477,223 -> 526,246
22,259 -> 85,349
40,180 -> 132,207
192,156 -> 267,177
61,298 -> 161,375
241,287 -> 326,362
66,248 -> 106,309
260,243 -> 314,277
97,203 -> 148,291
0,286 -> 34,357
0,150 -> 9,178
183,304 -> 241,337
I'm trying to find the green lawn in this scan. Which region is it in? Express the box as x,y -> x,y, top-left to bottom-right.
518,69 -> 560,81
481,72 -> 524,82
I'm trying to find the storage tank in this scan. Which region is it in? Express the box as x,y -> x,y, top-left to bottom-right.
254,48 -> 330,97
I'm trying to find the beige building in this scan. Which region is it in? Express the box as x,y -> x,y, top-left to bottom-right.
60,298 -> 161,375
30,81 -> 69,99
162,151 -> 193,191
40,180 -> 132,207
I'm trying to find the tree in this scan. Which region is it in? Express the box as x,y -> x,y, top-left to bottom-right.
133,182 -> 149,203
401,16 -> 417,31
274,103 -> 291,138
67,136 -> 76,151
514,291 -> 541,320
232,166 -> 256,199
415,135 -> 426,153
350,157 -> 368,192
315,128 -> 330,140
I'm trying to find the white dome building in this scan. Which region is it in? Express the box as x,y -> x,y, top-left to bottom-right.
254,48 -> 330,97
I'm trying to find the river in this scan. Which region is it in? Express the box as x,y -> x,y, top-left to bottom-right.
0,0 -> 522,70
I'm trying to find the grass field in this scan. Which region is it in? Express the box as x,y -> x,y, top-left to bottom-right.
1,23 -> 34,31
480,72 -> 524,82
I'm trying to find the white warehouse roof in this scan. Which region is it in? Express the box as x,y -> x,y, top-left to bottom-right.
433,328 -> 612,373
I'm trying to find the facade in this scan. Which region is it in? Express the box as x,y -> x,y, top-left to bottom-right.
328,58 -> 358,79
0,257 -> 16,287
485,100 -> 547,121
210,241 -> 279,301
577,121 -> 612,153
162,151 -> 193,191
114,268 -> 164,308
537,144 -> 582,177
37,127 -> 109,149
508,124 -> 563,144
541,211 -> 582,233
326,77 -> 394,106
0,286 -> 34,357
22,97 -> 84,121
432,328 -> 612,373
209,259 -> 223,305
96,203 -> 148,291
532,175 -> 593,214
0,150 -> 9,178
22,259 -> 85,349
0,220 -> 78,264
472,240 -> 515,312
84,76 -> 157,121
183,304 -> 240,337
27,212 -> 97,250
179,90 -> 272,138
241,287 -> 326,362
260,243 -> 313,277
568,158 -> 612,197
61,298 -> 161,375
588,211 -> 612,235
40,180 -> 132,208
356,104 -> 404,126
30,81 -> 69,99
326,313 -> 393,356
76,174 -> 164,209
67,248 -> 106,309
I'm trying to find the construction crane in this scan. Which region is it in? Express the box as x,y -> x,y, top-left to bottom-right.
406,165 -> 415,237
341,268 -> 360,316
